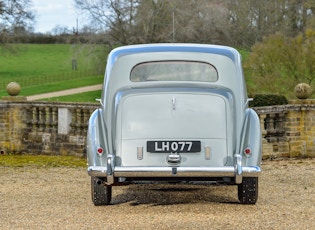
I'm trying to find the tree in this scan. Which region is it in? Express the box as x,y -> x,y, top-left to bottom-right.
174,0 -> 230,44
245,30 -> 315,97
51,25 -> 71,36
75,0 -> 315,47
0,0 -> 35,45
131,0 -> 172,43
74,0 -> 139,44
226,0 -> 315,47
75,0 -> 230,45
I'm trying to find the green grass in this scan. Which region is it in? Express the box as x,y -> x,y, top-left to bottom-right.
0,43 -> 107,99
1,44 -> 78,79
44,90 -> 102,102
0,44 -> 105,79
18,76 -> 103,96
0,155 -> 86,168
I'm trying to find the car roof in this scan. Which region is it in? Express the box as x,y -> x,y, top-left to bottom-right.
109,43 -> 240,63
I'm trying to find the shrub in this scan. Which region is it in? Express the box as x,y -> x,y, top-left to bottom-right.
249,94 -> 288,107
245,30 -> 315,99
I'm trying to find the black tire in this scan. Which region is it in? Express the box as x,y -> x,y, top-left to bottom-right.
238,177 -> 258,204
91,177 -> 112,206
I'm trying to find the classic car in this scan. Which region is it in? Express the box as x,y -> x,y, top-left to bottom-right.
86,43 -> 262,205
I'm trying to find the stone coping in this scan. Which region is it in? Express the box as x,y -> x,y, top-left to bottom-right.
0,99 -> 99,108
1,97 -> 315,113
252,99 -> 315,114
1,96 -> 27,101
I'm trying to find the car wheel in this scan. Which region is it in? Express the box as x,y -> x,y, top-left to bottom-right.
91,177 -> 112,206
238,177 -> 258,204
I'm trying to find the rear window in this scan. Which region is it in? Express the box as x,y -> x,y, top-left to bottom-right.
130,61 -> 218,82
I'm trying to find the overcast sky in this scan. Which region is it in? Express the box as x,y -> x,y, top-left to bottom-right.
32,0 -> 78,33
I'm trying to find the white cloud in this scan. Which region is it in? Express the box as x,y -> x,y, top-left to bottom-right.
32,0 -> 78,33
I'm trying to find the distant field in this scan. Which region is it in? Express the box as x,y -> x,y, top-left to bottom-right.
2,44 -> 308,102
0,44 -> 107,99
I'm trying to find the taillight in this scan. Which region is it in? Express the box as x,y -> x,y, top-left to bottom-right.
97,147 -> 104,155
244,147 -> 251,156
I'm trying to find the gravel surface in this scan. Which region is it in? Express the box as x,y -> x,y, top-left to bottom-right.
0,159 -> 314,230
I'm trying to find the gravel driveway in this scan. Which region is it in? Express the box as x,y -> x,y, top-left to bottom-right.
1,159 -> 314,230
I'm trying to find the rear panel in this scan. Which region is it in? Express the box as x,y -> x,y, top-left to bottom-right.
115,90 -> 234,167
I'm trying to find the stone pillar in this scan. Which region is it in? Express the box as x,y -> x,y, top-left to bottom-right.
58,108 -> 72,134
286,99 -> 315,157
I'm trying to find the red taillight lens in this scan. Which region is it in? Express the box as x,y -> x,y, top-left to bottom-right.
97,147 -> 103,155
244,147 -> 251,155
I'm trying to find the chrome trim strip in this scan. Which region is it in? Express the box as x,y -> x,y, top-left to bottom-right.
234,154 -> 243,184
88,166 -> 261,179
106,155 -> 114,184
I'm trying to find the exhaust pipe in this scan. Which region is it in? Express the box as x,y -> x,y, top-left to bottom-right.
96,179 -> 103,185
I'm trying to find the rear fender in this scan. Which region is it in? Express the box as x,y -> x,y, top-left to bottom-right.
87,109 -> 108,168
239,108 -> 262,167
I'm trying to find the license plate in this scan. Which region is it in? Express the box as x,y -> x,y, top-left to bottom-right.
147,141 -> 201,153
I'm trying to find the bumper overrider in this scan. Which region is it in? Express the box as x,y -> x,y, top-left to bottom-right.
88,154 -> 261,185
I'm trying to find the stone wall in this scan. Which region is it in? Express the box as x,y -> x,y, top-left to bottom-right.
254,100 -> 315,159
0,100 -> 97,156
0,99 -> 314,158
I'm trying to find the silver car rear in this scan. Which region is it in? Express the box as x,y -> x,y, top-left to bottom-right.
87,44 -> 262,205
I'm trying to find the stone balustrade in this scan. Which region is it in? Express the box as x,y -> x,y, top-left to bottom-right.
0,99 -> 314,158
0,101 -> 97,156
254,100 -> 315,158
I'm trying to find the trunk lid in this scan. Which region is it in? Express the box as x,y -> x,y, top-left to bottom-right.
116,89 -> 234,167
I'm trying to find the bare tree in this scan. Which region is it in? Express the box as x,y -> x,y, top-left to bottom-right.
75,0 -> 231,45
131,0 -> 172,43
75,0 -> 315,47
0,0 -> 35,45
226,0 -> 315,47
174,0 -> 230,44
75,0 -> 139,44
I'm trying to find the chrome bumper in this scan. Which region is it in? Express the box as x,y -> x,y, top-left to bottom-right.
87,165 -> 261,184
88,154 -> 261,185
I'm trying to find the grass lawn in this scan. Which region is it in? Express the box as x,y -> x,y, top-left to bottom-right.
0,155 -> 86,168
1,44 -> 80,79
0,44 -> 106,78
18,76 -> 103,96
0,43 -> 107,98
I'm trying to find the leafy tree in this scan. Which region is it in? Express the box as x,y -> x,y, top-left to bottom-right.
245,30 -> 315,97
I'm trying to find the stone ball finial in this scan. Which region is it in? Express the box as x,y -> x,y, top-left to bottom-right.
294,83 -> 312,99
6,82 -> 21,96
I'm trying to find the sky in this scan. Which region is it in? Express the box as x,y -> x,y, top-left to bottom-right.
32,0 -> 79,33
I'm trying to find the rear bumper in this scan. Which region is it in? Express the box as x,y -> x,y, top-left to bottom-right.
88,154 -> 261,185
87,165 -> 261,183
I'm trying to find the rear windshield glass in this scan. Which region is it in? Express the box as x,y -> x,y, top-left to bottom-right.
130,61 -> 218,82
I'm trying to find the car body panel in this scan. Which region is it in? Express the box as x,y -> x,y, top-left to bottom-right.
87,43 -> 261,187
